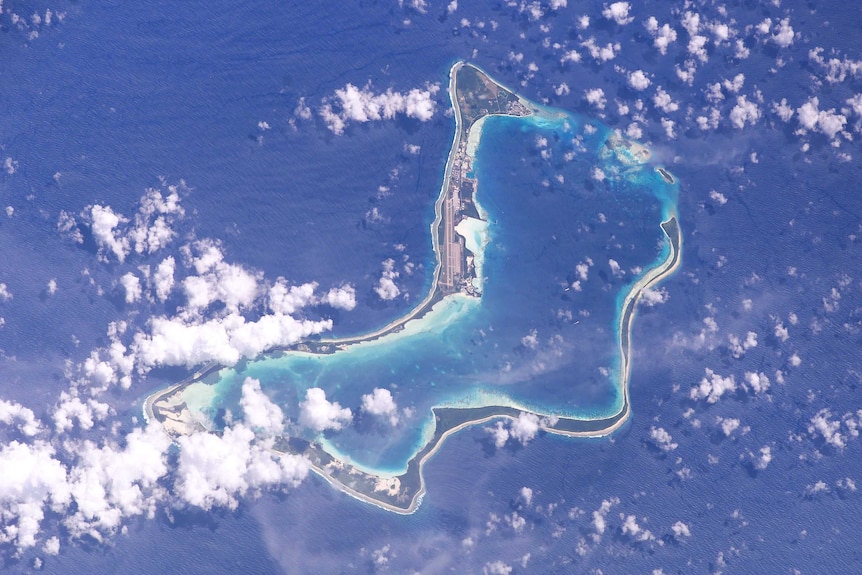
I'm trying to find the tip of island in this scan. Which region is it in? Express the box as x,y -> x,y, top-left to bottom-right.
144,61 -> 681,515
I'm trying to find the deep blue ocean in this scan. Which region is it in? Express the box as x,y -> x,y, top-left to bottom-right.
2,0 -> 862,573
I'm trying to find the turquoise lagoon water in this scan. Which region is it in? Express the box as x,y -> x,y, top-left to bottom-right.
189,109 -> 678,473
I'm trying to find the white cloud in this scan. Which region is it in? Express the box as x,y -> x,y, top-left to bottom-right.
52,392 -> 111,433
808,409 -> 846,448
727,331 -> 757,358
87,205 -> 130,263
268,279 -> 318,315
43,536 -> 60,555
690,368 -> 736,403
716,417 -> 740,436
709,190 -> 727,205
519,486 -> 533,506
644,17 -> 677,55
576,261 -> 591,281
483,561 -> 512,575
688,35 -> 708,62
661,117 -> 676,139
680,11 -> 700,36
0,399 -> 41,436
602,2 -> 633,25
584,88 -> 607,110
299,388 -> 352,432
581,38 -> 621,62
128,185 -> 185,256
772,17 -> 795,48
181,242 -> 260,315
846,94 -> 862,131
796,97 -> 847,140
521,329 -> 539,349
361,388 -> 399,426
560,49 -> 581,64
485,413 -> 554,448
627,70 -> 651,91
175,424 -> 308,510
486,421 -> 510,448
399,0 -> 427,14
723,73 -> 745,93
132,311 -> 332,371
120,272 -> 142,304
322,284 -> 357,311
747,445 -> 772,470
729,95 -> 761,129
649,426 -> 677,452
640,287 -> 669,307
374,258 -> 401,300
3,157 -> 18,175
711,22 -> 731,44
808,47 -> 862,84
153,257 -> 175,302
652,87 -> 679,113
591,497 -> 619,541
63,425 -> 170,539
83,187 -> 185,264
671,521 -> 691,539
319,82 -> 440,135
621,514 -> 654,541
509,412 -> 540,445
743,371 -> 770,394
240,377 -> 284,437
0,440 -> 69,550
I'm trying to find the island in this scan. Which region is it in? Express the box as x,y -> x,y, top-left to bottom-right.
144,62 -> 681,514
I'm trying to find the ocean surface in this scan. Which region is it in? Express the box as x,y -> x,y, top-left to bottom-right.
1,0 -> 862,573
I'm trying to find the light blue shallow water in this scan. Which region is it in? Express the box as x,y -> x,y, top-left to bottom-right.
191,108 -> 678,472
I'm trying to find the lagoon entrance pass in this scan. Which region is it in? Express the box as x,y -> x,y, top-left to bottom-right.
144,62 -> 681,513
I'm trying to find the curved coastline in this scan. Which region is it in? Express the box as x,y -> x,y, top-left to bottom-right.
143,61 -> 682,514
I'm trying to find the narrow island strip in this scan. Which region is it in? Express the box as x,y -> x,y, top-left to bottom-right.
143,61 -> 682,515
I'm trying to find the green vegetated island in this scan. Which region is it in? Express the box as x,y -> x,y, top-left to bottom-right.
144,62 -> 681,514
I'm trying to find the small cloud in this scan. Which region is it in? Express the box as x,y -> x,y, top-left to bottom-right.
581,38 -> 621,62
584,88 -> 607,110
649,426 -> 677,452
627,70 -> 651,91
374,258 -> 401,301
644,17 -> 677,55
120,272 -> 142,304
690,368 -> 736,403
671,521 -> 691,540
319,81 -> 440,135
299,388 -> 352,432
602,2 -> 633,26
240,377 -> 284,437
3,157 -> 18,175
361,387 -> 399,425
729,95 -> 761,129
709,190 -> 728,205
640,287 -> 668,307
